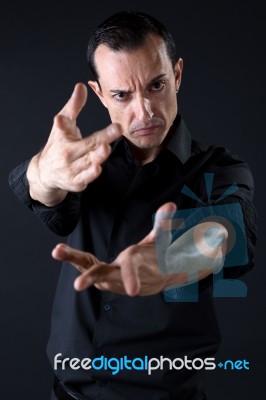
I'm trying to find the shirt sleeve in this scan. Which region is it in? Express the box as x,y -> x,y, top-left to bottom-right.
205,147 -> 258,278
8,160 -> 81,236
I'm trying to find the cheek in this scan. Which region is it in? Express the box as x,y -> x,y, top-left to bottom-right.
156,95 -> 176,116
107,99 -> 130,118
107,106 -> 131,131
111,108 -> 126,123
105,103 -> 121,122
164,93 -> 178,115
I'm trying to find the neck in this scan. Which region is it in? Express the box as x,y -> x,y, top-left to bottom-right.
130,145 -> 161,165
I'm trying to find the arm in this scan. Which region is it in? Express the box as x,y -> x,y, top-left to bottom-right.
9,83 -> 122,235
9,160 -> 81,236
206,148 -> 257,278
50,150 -> 258,295
26,83 -> 121,207
51,202 -> 228,295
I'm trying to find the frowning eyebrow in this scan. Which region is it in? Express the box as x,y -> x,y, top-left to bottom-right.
109,73 -> 167,94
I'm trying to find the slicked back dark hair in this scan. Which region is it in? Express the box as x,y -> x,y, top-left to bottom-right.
87,11 -> 177,80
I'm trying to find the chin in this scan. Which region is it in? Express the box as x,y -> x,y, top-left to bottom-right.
137,133 -> 167,148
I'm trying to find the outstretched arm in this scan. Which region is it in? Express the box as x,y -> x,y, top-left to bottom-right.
27,83 -> 122,206
52,202 -> 228,296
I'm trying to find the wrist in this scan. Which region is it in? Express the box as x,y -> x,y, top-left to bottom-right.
27,154 -> 67,206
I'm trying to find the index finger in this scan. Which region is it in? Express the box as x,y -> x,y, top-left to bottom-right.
117,252 -> 141,296
52,243 -> 99,273
73,123 -> 122,158
83,123 -> 123,148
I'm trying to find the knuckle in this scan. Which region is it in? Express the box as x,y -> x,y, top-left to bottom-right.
72,176 -> 88,192
60,146 -> 72,161
75,182 -> 87,192
53,114 -> 67,129
84,127 -> 109,148
83,153 -> 91,167
123,245 -> 137,257
84,133 -> 96,148
100,143 -> 111,157
53,114 -> 60,124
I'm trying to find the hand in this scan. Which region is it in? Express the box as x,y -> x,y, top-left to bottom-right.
52,202 -> 188,296
27,83 -> 122,206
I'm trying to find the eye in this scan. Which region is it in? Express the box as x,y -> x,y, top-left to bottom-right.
150,80 -> 165,91
113,91 -> 129,102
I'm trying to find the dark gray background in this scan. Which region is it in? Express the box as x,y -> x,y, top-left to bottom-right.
1,1 -> 265,399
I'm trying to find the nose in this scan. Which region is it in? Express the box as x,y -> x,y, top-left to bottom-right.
134,96 -> 154,120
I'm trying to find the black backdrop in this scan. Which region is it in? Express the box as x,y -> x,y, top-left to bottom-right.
1,1 -> 265,399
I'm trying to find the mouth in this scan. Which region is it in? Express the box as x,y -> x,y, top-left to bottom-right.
131,125 -> 162,137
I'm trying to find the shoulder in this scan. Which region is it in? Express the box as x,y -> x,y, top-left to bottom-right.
189,139 -> 255,203
191,139 -> 253,176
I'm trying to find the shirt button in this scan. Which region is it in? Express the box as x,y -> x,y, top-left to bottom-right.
104,304 -> 111,311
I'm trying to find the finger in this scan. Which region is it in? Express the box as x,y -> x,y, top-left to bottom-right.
88,142 -> 112,164
70,143 -> 111,175
53,114 -> 79,134
139,202 -> 177,245
153,202 -> 177,235
118,253 -> 141,296
58,83 -> 87,121
94,279 -> 125,294
80,123 -> 122,155
74,264 -> 117,291
62,123 -> 122,160
51,243 -> 99,273
71,164 -> 103,191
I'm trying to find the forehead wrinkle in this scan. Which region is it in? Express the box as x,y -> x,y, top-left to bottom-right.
106,51 -> 168,92
95,36 -> 172,92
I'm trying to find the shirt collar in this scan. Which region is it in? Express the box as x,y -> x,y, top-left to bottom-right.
163,115 -> 191,164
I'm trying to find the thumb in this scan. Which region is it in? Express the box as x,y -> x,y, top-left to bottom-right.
139,202 -> 177,245
58,83 -> 88,121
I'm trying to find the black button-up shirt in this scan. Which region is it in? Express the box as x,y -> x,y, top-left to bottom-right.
9,115 -> 257,400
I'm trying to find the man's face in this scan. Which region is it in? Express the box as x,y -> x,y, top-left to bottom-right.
89,34 -> 183,158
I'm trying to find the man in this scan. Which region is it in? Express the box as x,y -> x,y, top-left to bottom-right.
9,11 -> 257,400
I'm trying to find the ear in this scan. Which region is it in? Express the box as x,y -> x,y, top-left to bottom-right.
174,58 -> 183,93
88,80 -> 108,108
